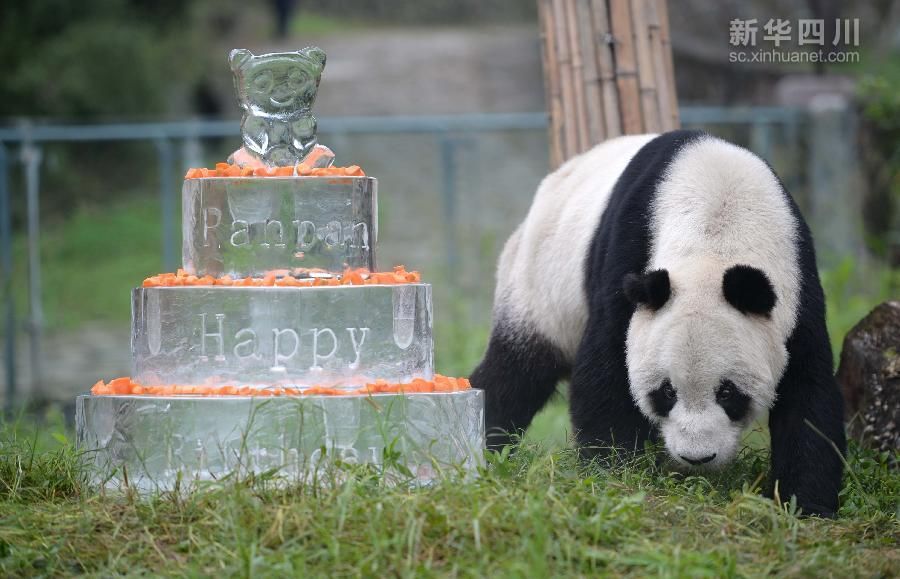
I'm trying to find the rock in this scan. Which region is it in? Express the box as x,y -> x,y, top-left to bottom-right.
836,301 -> 900,454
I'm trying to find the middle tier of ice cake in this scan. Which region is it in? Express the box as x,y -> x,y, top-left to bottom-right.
183,176 -> 377,277
132,284 -> 432,389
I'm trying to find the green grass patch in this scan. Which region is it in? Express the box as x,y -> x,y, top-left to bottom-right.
0,418 -> 897,577
10,197 -> 165,330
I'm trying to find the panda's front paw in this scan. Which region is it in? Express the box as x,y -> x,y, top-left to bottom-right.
796,502 -> 837,519
765,485 -> 839,519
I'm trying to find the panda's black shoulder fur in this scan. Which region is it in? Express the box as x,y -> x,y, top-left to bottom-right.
583,129 -> 706,324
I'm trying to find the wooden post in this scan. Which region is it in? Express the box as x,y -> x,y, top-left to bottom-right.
538,0 -> 680,168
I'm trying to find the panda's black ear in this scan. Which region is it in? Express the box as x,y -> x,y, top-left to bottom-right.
623,270 -> 670,311
723,265 -> 776,316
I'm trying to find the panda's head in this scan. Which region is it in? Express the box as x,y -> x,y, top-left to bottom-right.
624,262 -> 787,469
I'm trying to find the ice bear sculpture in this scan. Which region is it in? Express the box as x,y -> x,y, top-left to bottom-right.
228,47 -> 327,167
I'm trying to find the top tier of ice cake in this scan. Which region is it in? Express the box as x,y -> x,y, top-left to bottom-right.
182,174 -> 377,277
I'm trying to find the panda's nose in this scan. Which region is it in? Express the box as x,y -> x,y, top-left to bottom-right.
680,453 -> 716,465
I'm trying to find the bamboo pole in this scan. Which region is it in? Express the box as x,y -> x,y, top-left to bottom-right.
632,0 -> 661,132
576,0 -> 606,144
538,0 -> 565,166
590,0 -> 621,139
608,0 -> 643,134
655,0 -> 680,129
565,0 -> 591,153
538,0 -> 680,168
646,0 -> 673,131
551,0 -> 579,160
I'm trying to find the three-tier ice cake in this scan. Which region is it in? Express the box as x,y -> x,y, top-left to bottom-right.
75,47 -> 485,491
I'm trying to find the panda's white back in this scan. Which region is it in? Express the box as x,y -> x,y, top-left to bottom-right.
494,134 -> 657,360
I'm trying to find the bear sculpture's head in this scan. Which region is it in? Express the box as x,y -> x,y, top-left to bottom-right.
229,47 -> 326,118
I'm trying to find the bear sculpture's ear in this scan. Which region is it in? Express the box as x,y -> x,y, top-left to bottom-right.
623,269 -> 670,311
304,46 -> 327,68
722,265 -> 776,317
229,49 -> 253,71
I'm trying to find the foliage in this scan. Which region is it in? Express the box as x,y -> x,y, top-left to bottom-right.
0,416 -> 896,576
856,54 -> 900,261
0,0 -> 195,119
820,257 -> 899,360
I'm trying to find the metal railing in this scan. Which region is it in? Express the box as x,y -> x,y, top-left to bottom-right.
0,107 -> 810,407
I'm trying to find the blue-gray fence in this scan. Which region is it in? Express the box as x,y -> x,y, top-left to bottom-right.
3,106 -> 842,408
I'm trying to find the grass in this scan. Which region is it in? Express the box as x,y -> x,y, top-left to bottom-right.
0,413 -> 897,577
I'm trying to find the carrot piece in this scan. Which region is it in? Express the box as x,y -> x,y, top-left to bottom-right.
433,375 -> 454,392
411,378 -> 434,393
303,386 -> 326,396
109,376 -> 131,388
343,165 -> 365,176
343,271 -> 364,285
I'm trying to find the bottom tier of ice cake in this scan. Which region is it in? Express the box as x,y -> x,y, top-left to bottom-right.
75,389 -> 484,492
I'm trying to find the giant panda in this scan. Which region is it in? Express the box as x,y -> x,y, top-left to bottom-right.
471,130 -> 846,517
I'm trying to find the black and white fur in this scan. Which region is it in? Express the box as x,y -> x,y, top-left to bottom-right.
472,130 -> 846,517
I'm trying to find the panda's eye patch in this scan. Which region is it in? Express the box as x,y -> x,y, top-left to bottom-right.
716,380 -> 751,421
649,379 -> 677,417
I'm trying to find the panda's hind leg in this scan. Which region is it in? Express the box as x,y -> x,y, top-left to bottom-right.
470,321 -> 569,451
